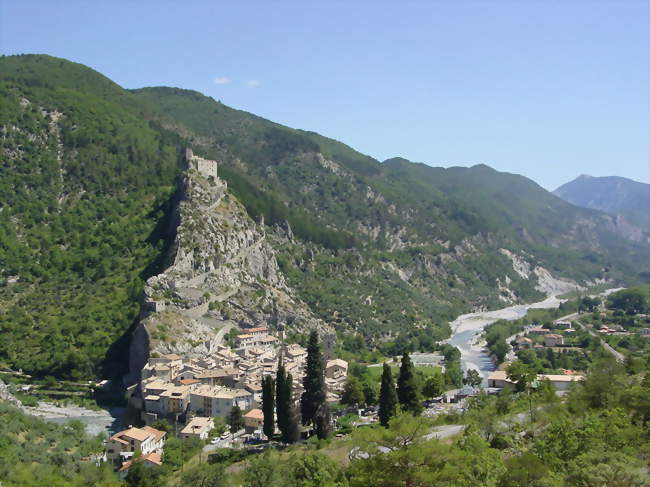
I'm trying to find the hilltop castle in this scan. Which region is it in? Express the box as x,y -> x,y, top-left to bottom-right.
185,148 -> 218,180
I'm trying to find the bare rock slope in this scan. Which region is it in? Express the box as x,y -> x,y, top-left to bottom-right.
128,150 -> 321,380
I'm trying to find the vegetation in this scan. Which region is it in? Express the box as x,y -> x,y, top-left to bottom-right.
261,375 -> 275,438
3,54 -> 650,381
0,400 -> 119,487
396,352 -> 423,415
378,363 -> 398,427
0,55 -> 180,380
227,405 -> 244,433
275,363 -> 299,443
300,331 -> 328,437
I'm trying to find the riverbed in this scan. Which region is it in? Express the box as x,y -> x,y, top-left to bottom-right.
448,295 -> 565,385
26,402 -> 123,436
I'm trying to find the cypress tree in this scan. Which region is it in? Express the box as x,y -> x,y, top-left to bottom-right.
283,372 -> 300,443
276,363 -> 299,443
397,352 -> 423,415
276,362 -> 288,434
262,375 -> 275,439
300,330 -> 327,431
378,363 -> 398,427
228,405 -> 244,433
314,402 -> 332,439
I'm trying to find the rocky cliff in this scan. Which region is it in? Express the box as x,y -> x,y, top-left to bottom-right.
128,150 -> 321,381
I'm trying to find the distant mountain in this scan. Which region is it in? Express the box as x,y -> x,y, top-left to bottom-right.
554,175 -> 650,238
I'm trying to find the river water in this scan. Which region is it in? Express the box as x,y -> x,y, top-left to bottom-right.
447,295 -> 564,385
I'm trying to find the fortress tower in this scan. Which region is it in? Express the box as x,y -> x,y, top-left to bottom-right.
185,148 -> 218,180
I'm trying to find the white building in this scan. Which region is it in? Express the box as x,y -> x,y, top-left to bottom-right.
180,417 -> 214,440
189,385 -> 254,417
106,426 -> 166,464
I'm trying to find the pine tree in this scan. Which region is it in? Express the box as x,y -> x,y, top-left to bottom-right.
378,363 -> 398,427
262,375 -> 275,439
397,352 -> 422,415
300,330 -> 327,431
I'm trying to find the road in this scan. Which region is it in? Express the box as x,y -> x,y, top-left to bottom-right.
424,424 -> 465,440
574,318 -> 625,362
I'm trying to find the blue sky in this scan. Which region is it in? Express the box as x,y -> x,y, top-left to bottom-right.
1,1 -> 648,190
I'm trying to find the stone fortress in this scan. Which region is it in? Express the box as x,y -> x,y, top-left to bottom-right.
185,148 -> 219,181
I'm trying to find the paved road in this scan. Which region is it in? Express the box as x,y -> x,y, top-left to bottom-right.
574,318 -> 625,362
424,424 -> 465,440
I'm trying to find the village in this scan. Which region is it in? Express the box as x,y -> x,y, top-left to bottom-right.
107,326 -> 349,477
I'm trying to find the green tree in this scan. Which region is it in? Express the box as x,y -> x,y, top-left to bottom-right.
314,401 -> 332,440
283,372 -> 300,443
464,368 -> 483,388
362,379 -> 378,406
125,460 -> 150,487
507,360 -> 538,422
396,352 -> 422,415
301,330 -> 327,433
608,288 -> 648,315
341,376 -> 365,407
227,405 -> 244,433
261,375 -> 275,439
276,361 -> 289,435
422,370 -> 445,398
378,363 -> 398,427
276,363 -> 300,443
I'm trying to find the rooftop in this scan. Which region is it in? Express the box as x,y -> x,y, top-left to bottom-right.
243,408 -> 264,420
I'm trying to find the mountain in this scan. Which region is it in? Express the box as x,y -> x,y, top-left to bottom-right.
1,54 -> 649,381
554,175 -> 650,240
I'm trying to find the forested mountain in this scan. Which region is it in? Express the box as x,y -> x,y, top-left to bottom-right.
1,54 -> 649,380
554,175 -> 650,238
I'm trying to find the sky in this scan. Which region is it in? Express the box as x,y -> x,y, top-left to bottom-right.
1,1 -> 648,190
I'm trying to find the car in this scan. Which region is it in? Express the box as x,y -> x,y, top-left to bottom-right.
210,438 -> 220,444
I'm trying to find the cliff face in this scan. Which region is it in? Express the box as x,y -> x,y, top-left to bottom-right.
128,151 -> 321,381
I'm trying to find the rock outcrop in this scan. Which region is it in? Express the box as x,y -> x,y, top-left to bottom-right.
128,150 -> 322,381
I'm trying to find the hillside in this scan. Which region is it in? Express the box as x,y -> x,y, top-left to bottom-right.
554,174 -> 650,240
2,54 -> 650,380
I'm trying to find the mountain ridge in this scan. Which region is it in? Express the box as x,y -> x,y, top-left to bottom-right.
1,54 -> 649,379
554,174 -> 650,241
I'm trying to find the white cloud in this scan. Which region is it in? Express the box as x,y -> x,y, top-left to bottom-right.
213,76 -> 231,85
245,79 -> 261,88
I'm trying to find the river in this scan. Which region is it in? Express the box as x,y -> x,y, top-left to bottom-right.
448,295 -> 565,385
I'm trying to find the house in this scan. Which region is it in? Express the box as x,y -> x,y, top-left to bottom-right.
243,408 -> 264,433
285,344 -> 307,361
195,368 -> 235,387
544,334 -> 564,347
118,452 -> 163,480
325,359 -> 348,379
189,385 -> 254,418
487,370 -> 584,391
106,426 -> 166,464
487,370 -> 511,389
539,374 -> 584,392
180,417 -> 214,440
528,327 -> 551,335
235,330 -> 277,351
514,336 -> 533,350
